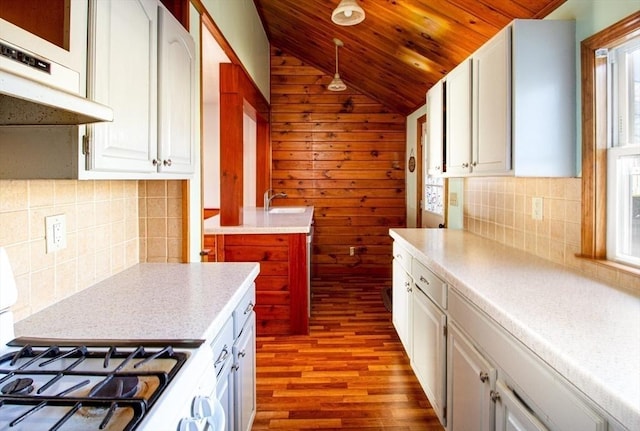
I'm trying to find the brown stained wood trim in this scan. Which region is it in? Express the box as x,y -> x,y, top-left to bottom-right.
256,120 -> 271,207
416,115 -> 426,228
288,233 -> 308,335
580,11 -> 640,260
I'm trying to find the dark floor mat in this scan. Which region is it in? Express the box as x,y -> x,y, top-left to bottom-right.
381,287 -> 392,312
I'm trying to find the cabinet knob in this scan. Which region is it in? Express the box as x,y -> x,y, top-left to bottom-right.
479,371 -> 489,383
472,161 -> 477,167
239,349 -> 246,358
462,162 -> 469,168
395,254 -> 402,259
152,159 -> 160,166
163,159 -> 172,167
490,390 -> 501,403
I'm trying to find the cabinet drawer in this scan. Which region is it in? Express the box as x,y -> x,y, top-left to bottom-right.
210,316 -> 233,377
411,259 -> 447,309
233,285 -> 256,338
393,241 -> 412,273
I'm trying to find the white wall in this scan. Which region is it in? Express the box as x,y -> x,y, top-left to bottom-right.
202,0 -> 271,102
405,105 -> 427,228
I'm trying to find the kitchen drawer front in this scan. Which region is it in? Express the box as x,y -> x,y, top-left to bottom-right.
210,316 -> 233,377
411,258 -> 447,310
449,288 -> 606,431
393,241 -> 412,273
233,284 -> 256,338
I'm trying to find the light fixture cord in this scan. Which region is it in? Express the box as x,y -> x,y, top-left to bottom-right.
335,43 -> 339,75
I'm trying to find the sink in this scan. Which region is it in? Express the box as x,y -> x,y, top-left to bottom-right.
268,207 -> 306,214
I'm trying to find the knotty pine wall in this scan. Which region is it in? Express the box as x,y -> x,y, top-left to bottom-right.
270,47 -> 407,278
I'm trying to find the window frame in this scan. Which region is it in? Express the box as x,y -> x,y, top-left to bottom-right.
581,11 -> 640,275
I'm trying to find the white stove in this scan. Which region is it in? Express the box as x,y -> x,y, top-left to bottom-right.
0,248 -> 224,431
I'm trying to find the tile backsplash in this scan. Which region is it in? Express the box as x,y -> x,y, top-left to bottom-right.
464,177 -> 640,294
1,179 -> 183,321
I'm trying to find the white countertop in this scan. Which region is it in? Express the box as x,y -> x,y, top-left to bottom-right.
390,228 -> 640,431
203,206 -> 314,234
14,262 -> 260,344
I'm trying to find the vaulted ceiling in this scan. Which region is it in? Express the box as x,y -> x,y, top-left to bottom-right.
253,0 -> 567,116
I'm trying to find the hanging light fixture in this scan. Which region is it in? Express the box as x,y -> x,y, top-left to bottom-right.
331,0 -> 365,26
328,38 -> 347,92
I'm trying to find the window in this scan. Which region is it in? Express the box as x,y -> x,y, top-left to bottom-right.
581,11 -> 640,272
607,38 -> 640,267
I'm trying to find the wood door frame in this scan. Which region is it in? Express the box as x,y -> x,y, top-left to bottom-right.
416,115 -> 426,228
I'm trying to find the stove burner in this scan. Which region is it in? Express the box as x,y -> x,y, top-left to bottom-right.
1,377 -> 34,395
91,376 -> 139,398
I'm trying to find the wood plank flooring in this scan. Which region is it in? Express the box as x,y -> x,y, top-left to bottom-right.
253,276 -> 444,430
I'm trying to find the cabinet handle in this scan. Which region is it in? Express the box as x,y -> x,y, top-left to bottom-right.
419,275 -> 430,285
239,349 -> 246,358
462,162 -> 469,168
152,159 -> 160,166
244,301 -> 254,315
214,346 -> 229,367
232,363 -> 239,371
395,254 -> 402,259
479,371 -> 489,383
490,390 -> 501,402
163,159 -> 172,167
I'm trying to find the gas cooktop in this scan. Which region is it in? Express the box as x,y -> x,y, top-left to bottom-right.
0,339 -> 200,431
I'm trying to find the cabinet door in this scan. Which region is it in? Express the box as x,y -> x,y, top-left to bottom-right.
495,380 -> 549,431
233,313 -> 256,431
447,322 -> 495,431
157,6 -> 196,174
473,26 -> 511,174
217,358 -> 235,431
392,259 -> 412,354
411,287 -> 446,426
445,58 -> 472,176
426,80 -> 444,176
87,0 -> 158,173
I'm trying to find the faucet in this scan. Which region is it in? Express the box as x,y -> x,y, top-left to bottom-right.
264,189 -> 288,212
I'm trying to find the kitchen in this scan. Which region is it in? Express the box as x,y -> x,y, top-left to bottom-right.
1,0 -> 639,430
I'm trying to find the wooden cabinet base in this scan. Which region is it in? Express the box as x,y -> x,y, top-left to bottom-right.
207,233 -> 309,335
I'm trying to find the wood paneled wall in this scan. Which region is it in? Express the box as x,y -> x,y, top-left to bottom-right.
270,47 -> 407,278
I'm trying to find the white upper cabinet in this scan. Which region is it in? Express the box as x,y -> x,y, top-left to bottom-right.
472,26 -> 511,174
86,0 -> 195,178
445,59 -> 472,176
439,19 -> 575,178
426,80 -> 444,176
157,6 -> 196,174
87,0 -> 158,174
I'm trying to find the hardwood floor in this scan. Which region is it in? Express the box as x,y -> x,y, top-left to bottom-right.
253,276 -> 444,430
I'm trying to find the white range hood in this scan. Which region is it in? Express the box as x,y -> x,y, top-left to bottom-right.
0,69 -> 113,125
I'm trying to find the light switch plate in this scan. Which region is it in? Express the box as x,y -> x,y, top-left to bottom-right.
45,214 -> 67,253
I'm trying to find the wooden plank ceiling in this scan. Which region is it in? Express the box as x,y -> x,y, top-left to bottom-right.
253,0 -> 567,116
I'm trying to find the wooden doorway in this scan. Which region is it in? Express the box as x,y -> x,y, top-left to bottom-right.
416,115 -> 426,228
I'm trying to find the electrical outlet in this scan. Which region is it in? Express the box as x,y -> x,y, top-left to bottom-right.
45,214 -> 67,253
450,192 -> 458,207
349,246 -> 355,256
532,197 -> 543,221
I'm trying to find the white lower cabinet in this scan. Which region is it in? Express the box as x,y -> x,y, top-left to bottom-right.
494,380 -> 548,431
411,285 -> 447,426
447,322 -> 495,431
210,285 -> 256,431
448,287 -> 606,431
390,238 -> 611,431
392,241 -> 412,353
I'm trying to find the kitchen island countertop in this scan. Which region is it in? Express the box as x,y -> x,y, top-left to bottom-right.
14,262 -> 260,344
204,206 -> 314,235
390,228 -> 640,431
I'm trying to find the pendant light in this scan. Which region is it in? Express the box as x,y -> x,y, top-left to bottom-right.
331,0 -> 365,26
328,38 -> 347,92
